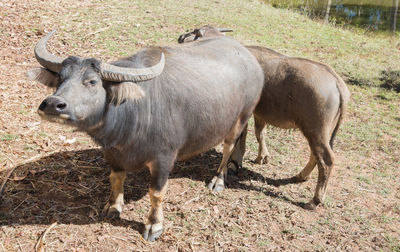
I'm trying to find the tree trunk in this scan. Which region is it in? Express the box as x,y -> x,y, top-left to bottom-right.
324,0 -> 332,24
393,0 -> 399,33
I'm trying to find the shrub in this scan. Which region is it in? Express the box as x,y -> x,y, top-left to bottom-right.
380,69 -> 400,92
344,72 -> 373,87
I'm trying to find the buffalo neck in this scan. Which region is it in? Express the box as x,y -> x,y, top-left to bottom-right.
86,92 -> 152,150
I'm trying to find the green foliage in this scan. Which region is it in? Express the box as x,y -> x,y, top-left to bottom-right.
263,0 -> 399,33
380,69 -> 400,92
265,0 -> 394,8
345,73 -> 374,87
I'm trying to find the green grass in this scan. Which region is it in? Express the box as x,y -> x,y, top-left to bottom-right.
49,0 -> 399,87
1,134 -> 19,141
23,144 -> 39,152
356,175 -> 372,185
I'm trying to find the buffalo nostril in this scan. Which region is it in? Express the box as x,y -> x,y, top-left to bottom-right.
39,101 -> 47,111
40,96 -> 67,114
56,102 -> 67,111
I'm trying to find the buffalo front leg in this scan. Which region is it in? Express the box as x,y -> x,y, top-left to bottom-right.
101,170 -> 126,219
142,153 -> 175,241
254,116 -> 271,164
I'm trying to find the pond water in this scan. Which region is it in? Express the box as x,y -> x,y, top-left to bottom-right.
263,0 -> 399,33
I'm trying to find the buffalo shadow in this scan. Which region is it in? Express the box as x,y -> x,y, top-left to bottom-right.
0,148 -> 305,233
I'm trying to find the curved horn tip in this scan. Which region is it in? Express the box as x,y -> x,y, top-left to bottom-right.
100,52 -> 165,82
41,30 -> 57,40
216,28 -> 233,32
34,29 -> 64,73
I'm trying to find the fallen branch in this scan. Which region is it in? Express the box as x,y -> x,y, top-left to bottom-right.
183,195 -> 201,205
0,168 -> 15,198
35,222 -> 57,252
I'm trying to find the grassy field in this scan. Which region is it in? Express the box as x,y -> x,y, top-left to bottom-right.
0,0 -> 399,251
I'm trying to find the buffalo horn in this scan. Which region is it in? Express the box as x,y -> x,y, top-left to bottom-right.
216,28 -> 233,33
100,53 -> 165,82
35,31 -> 165,82
34,30 -> 65,73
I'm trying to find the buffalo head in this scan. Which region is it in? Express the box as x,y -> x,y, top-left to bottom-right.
177,26 -> 233,43
27,31 -> 165,127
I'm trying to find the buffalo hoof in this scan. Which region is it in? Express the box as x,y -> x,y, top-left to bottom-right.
227,160 -> 241,176
291,175 -> 309,183
143,223 -> 163,242
100,203 -> 122,220
213,184 -> 225,192
303,200 -> 318,211
254,155 -> 268,165
207,176 -> 225,192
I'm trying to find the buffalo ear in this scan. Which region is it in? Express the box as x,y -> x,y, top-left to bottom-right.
26,67 -> 59,87
108,82 -> 145,105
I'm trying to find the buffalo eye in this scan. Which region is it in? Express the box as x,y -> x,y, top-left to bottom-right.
83,79 -> 98,86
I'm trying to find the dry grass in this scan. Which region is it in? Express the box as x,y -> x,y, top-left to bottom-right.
0,0 -> 399,251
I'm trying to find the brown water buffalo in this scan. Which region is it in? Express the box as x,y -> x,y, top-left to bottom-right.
179,26 -> 351,210
27,30 -> 264,241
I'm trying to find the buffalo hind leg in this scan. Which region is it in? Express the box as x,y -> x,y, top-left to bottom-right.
207,142 -> 235,192
227,124 -> 248,175
291,153 -> 317,183
208,117 -> 247,192
101,170 -> 127,219
254,116 -> 271,164
142,153 -> 175,241
304,143 -> 334,210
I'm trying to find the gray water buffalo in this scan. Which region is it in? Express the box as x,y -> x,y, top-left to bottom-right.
179,26 -> 351,210
27,30 -> 264,241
